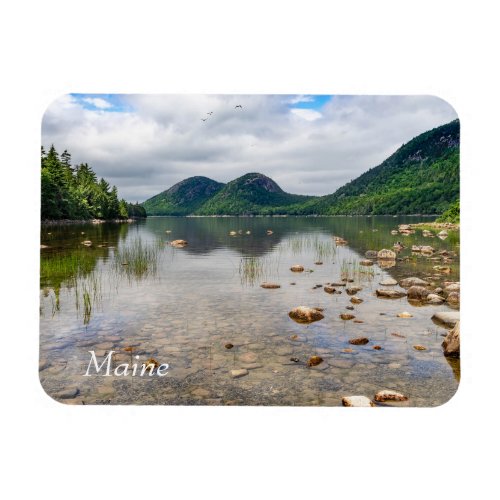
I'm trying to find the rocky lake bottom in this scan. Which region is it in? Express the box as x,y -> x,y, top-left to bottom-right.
39,216 -> 460,407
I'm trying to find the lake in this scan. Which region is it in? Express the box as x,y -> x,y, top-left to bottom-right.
40,216 -> 460,406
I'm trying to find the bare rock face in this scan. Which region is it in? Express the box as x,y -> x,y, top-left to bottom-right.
377,249 -> 397,260
376,289 -> 407,299
399,277 -> 428,288
342,396 -> 375,407
170,239 -> 188,247
288,306 -> 325,324
290,264 -> 304,272
374,390 -> 408,402
407,285 -> 431,300
442,321 -> 460,357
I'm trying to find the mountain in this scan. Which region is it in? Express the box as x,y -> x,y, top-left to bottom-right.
298,119 -> 460,215
142,176 -> 225,215
141,120 -> 459,217
195,173 -> 314,215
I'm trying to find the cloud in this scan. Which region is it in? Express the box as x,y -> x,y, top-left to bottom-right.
42,94 -> 458,202
81,97 -> 113,109
286,95 -> 315,104
290,108 -> 323,121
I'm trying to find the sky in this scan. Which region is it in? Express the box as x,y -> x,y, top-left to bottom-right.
42,94 -> 458,202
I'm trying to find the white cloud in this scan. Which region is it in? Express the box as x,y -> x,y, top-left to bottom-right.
286,95 -> 315,104
82,97 -> 113,109
42,94 -> 458,202
290,108 -> 323,121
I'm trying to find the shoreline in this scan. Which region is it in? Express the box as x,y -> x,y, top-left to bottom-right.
41,218 -> 145,226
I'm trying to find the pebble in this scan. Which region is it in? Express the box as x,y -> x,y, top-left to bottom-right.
230,369 -> 249,378
374,390 -> 408,402
342,396 -> 375,407
53,387 -> 80,400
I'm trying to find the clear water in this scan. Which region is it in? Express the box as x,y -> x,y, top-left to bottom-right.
40,216 -> 460,406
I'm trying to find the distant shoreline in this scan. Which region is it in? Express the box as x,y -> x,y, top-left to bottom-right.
41,218 -> 145,226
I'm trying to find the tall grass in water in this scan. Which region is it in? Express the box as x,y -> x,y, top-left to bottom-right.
282,234 -> 336,261
340,258 -> 375,282
239,254 -> 281,286
74,270 -> 102,325
113,237 -> 163,281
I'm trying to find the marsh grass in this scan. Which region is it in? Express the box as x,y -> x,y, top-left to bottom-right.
239,254 -> 281,286
282,234 -> 336,261
113,237 -> 163,281
340,258 -> 375,282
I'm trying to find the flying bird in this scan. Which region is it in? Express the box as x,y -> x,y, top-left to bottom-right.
235,105 -> 242,109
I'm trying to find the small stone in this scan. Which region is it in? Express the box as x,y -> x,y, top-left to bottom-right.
365,250 -> 378,258
399,277 -> 428,288
442,321 -> 460,357
346,286 -> 362,295
353,320 -> 364,323
432,311 -> 460,327
349,337 -> 369,345
397,312 -> 413,318
191,388 -> 211,397
360,259 -> 374,266
260,282 -> 281,289
324,286 -> 336,294
290,357 -> 300,363
290,265 -> 304,272
376,289 -> 407,299
230,369 -> 249,378
340,313 -> 355,320
342,396 -> 375,407
307,356 -> 324,367
170,239 -> 188,247
350,296 -> 363,304
374,390 -> 408,402
224,343 -> 234,349
373,345 -> 382,350
413,345 -> 427,351
346,305 -> 355,310
426,293 -> 445,304
314,261 -> 323,265
239,352 -> 258,363
53,387 -> 79,399
377,249 -> 397,260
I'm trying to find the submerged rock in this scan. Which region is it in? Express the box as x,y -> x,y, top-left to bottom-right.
360,259 -> 374,266
307,356 -> 324,367
374,390 -> 408,402
349,337 -> 369,345
442,321 -> 460,357
346,286 -> 362,295
446,292 -> 460,305
342,396 -> 375,407
289,306 -> 325,324
397,311 -> 413,318
376,289 -> 407,299
413,345 -> 427,351
290,264 -> 304,272
444,283 -> 460,293
340,313 -> 355,320
323,286 -> 336,294
350,296 -> 363,304
230,369 -> 249,378
53,387 -> 80,399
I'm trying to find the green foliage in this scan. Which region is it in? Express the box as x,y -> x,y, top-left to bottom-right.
436,199 -> 459,223
142,176 -> 225,215
41,145 -> 145,220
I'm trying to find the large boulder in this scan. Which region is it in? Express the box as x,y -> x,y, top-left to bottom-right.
399,277 -> 428,288
377,249 -> 397,260
407,285 -> 431,300
376,289 -> 407,299
289,306 -> 325,324
442,321 -> 460,357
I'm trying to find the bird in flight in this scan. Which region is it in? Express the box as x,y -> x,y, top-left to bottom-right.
235,105 -> 243,109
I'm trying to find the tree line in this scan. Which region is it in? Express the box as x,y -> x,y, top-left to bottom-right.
41,145 -> 146,220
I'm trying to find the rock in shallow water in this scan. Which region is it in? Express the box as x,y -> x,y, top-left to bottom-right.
342,396 -> 375,407
379,278 -> 398,286
289,306 -> 324,323
290,264 -> 304,272
442,321 -> 460,357
399,277 -> 428,288
260,282 -> 281,289
53,387 -> 80,400
376,289 -> 407,299
432,311 -> 460,327
349,337 -> 369,345
374,390 -> 408,402
230,369 -> 249,378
